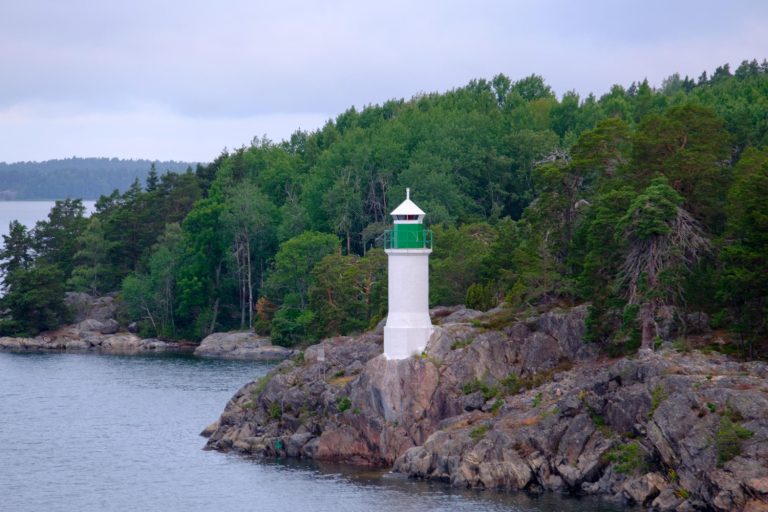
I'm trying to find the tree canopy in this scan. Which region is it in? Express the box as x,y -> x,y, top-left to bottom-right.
2,60 -> 768,357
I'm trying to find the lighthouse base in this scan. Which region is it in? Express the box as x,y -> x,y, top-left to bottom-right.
383,325 -> 433,359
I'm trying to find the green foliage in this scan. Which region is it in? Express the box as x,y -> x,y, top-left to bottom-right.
337,396 -> 352,413
253,372 -> 274,395
5,66 -> 768,350
605,441 -> 647,474
0,264 -> 69,336
465,282 -> 496,311
308,249 -> 387,338
469,424 -> 490,441
715,416 -> 753,466
33,198 -> 88,279
266,231 -> 339,309
0,221 -> 34,278
430,223 -> 495,306
649,385 -> 668,418
718,147 -> 768,356
269,402 -> 282,420
462,378 -> 498,400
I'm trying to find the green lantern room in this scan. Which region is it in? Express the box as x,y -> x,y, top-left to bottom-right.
386,188 -> 433,250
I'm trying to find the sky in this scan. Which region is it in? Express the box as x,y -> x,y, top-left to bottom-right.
0,0 -> 766,164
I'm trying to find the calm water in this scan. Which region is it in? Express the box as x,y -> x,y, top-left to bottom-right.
0,352 -> 630,512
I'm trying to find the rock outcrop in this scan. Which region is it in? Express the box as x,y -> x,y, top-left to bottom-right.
1,293 -> 184,353
194,331 -> 293,360
0,324 -> 183,353
203,305 -> 768,511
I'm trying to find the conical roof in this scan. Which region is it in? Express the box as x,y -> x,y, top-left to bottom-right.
390,188 -> 425,216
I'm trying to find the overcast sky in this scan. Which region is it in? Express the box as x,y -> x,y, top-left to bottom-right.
1,0 -> 766,164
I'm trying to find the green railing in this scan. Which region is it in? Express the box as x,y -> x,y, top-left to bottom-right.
384,228 -> 433,250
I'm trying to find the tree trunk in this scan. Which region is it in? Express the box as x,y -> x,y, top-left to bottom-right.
246,242 -> 253,330
640,301 -> 656,350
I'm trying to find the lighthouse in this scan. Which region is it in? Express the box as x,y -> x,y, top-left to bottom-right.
384,188 -> 433,359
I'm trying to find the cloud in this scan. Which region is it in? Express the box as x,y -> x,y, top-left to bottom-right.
0,0 -> 766,161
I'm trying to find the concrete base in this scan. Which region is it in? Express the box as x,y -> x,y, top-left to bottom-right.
383,325 -> 433,359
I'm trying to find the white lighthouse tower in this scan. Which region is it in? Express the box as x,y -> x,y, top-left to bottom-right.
383,188 -> 433,359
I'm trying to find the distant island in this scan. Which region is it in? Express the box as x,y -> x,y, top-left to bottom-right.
0,157 -> 198,200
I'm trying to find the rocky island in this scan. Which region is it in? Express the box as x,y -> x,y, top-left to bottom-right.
204,305 -> 768,511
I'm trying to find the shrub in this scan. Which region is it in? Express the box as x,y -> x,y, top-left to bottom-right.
604,441 -> 647,474
269,402 -> 282,420
462,378 -> 498,400
466,282 -> 496,311
715,416 -> 753,466
337,396 -> 352,413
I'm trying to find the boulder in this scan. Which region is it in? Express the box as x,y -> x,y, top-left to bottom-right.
622,472 -> 667,505
194,331 -> 291,360
441,308 -> 483,324
65,292 -> 118,323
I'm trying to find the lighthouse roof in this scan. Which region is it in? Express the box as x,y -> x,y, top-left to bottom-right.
390,188 -> 425,216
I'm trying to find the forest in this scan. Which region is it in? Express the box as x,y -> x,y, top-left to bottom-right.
0,157 -> 194,199
1,59 -> 767,358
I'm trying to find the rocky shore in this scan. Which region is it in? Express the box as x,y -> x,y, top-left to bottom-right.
0,293 -> 185,354
0,292 -> 292,360
203,305 -> 768,511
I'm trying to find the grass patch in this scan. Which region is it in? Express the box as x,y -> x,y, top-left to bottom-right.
649,384 -> 667,418
450,338 -> 474,350
469,424 -> 490,441
490,398 -> 504,415
532,392 -> 543,408
462,378 -> 499,400
269,402 -> 282,420
253,372 -> 274,395
604,441 -> 647,474
328,375 -> 355,387
715,416 -> 753,466
292,351 -> 305,365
